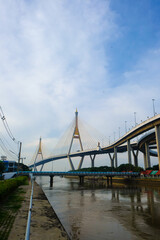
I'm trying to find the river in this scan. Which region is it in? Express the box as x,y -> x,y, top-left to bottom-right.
36,176 -> 160,240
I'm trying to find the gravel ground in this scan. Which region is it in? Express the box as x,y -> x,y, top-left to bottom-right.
8,181 -> 70,240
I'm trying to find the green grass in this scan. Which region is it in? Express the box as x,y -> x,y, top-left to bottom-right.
0,177 -> 28,240
0,176 -> 28,200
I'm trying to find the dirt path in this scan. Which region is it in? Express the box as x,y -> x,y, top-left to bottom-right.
8,182 -> 70,240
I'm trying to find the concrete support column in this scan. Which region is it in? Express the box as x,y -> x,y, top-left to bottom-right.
134,155 -> 138,167
145,142 -> 151,168
131,149 -> 139,167
108,153 -> 114,168
79,176 -> 84,184
155,125 -> 160,170
114,147 -> 118,168
50,176 -> 54,187
91,158 -> 94,168
127,140 -> 132,164
78,156 -> 84,169
90,155 -> 96,168
40,164 -> 44,171
143,153 -> 147,170
33,163 -> 37,172
67,156 -> 75,170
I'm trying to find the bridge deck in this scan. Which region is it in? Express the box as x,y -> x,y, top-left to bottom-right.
18,171 -> 140,177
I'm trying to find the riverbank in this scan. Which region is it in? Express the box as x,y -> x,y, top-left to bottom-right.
112,176 -> 160,186
8,181 -> 70,240
0,177 -> 28,240
66,175 -> 160,186
91,176 -> 160,186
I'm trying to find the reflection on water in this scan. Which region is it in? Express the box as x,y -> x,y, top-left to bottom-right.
37,177 -> 160,240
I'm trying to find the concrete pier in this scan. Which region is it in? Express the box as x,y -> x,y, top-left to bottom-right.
50,176 -> 54,187
79,176 -> 84,184
114,147 -> 118,168
155,125 -> 160,169
106,176 -> 112,185
145,142 -> 151,168
127,140 -> 132,164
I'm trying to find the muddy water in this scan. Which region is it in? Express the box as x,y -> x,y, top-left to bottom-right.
37,177 -> 160,240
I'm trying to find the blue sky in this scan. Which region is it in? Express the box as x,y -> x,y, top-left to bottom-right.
109,0 -> 160,77
0,0 -> 160,169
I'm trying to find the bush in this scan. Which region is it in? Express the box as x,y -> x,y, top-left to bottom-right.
0,161 -> 5,174
0,176 -> 28,200
117,164 -> 143,172
72,164 -> 144,173
152,164 -> 159,170
18,163 -> 30,171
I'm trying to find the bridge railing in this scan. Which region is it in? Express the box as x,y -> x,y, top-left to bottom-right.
18,171 -> 140,177
25,174 -> 34,240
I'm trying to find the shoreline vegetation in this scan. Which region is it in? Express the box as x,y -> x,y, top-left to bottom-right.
1,164 -> 160,239
0,176 -> 70,240
66,175 -> 160,186
0,176 -> 28,200
67,163 -> 160,186
70,163 -> 159,173
0,176 -> 28,240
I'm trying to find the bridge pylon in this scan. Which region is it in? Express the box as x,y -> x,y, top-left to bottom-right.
67,109 -> 84,170
34,137 -> 44,171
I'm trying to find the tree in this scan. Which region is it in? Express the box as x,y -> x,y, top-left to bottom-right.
18,163 -> 30,171
152,164 -> 159,170
117,164 -> 143,172
117,164 -> 134,172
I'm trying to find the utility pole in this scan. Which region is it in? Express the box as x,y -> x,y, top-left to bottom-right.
18,142 -> 22,172
152,99 -> 156,116
134,112 -> 137,127
125,121 -> 127,133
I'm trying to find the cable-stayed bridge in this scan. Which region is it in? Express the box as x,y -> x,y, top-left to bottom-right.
29,110 -> 160,170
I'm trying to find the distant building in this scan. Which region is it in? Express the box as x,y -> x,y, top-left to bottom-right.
1,156 -> 18,172
3,160 -> 18,172
1,156 -> 7,161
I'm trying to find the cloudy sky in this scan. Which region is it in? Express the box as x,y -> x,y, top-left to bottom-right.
0,0 -> 160,169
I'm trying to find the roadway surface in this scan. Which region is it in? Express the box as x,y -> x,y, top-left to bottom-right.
18,171 -> 140,177
29,114 -> 160,168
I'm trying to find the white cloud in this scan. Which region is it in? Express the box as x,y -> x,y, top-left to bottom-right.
0,1 -> 160,170
0,0 -> 117,164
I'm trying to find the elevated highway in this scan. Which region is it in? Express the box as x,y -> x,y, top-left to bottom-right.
29,142 -> 137,169
29,114 -> 160,170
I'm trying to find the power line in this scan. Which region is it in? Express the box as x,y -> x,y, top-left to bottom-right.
0,106 -> 19,144
0,138 -> 17,160
0,131 -> 17,154
0,106 -> 21,162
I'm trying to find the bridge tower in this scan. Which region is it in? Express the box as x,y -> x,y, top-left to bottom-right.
34,137 -> 44,171
67,109 -> 84,170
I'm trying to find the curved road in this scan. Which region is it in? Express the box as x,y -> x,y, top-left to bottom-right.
29,114 -> 160,168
